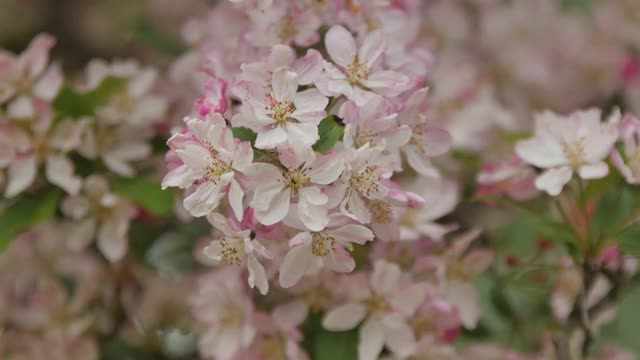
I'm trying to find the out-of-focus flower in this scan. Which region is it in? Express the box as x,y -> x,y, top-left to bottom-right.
191,269 -> 257,360
61,175 -> 137,263
0,34 -> 62,117
476,155 -> 539,201
322,260 -> 427,360
612,113 -> 640,184
516,109 -> 619,196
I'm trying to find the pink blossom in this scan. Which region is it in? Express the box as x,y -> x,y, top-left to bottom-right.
516,109 -> 619,196
233,66 -> 328,151
397,88 -> 452,177
611,113 -> 640,184
246,152 -> 343,229
161,114 -> 253,220
332,143 -> 394,224
203,213 -> 273,295
476,155 -> 539,201
279,210 -> 374,288
0,34 -> 62,116
322,261 -> 427,360
321,25 -> 409,106
195,77 -> 228,116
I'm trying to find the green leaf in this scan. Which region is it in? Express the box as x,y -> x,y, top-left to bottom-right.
313,116 -> 344,153
52,76 -> 128,118
615,222 -> 640,257
232,127 -> 270,160
313,328 -> 358,360
101,338 -> 156,360
591,187 -> 636,242
232,127 -> 257,142
145,232 -> 198,275
0,188 -> 61,252
132,18 -> 186,56
560,0 -> 593,11
113,177 -> 173,216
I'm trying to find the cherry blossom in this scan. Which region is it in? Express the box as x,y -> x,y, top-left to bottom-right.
516,109 -> 619,196
279,210 -> 374,288
321,25 -> 409,106
322,260 -> 427,360
247,152 -> 343,229
233,66 -> 328,151
203,213 -> 273,295
161,114 -> 253,219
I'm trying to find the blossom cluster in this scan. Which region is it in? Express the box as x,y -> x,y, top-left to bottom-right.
1,0 -> 640,359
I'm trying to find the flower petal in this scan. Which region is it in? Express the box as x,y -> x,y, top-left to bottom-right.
322,303 -> 367,331
325,25 -> 356,67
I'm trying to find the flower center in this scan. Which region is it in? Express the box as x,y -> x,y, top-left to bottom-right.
369,200 -> 392,224
278,16 -> 297,42
351,165 -> 381,198
355,126 -> 376,147
267,94 -> 296,126
346,59 -> 369,84
218,238 -> 243,266
204,156 -> 232,184
562,138 -> 585,169
283,168 -> 310,192
311,232 -> 336,257
364,293 -> 390,313
409,124 -> 426,152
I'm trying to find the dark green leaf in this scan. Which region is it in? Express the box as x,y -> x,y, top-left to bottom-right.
0,188 -> 61,252
52,76 -> 128,118
113,177 -> 173,216
313,116 -> 344,153
232,127 -> 270,160
101,338 -> 157,360
313,328 -> 358,360
232,127 -> 257,142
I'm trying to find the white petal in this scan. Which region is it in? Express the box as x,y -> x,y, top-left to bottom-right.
183,181 -> 224,217
298,199 -> 329,232
248,254 -> 269,295
6,155 -> 37,197
358,318 -> 385,360
358,30 -> 386,68
255,126 -> 288,149
515,138 -> 566,168
272,66 -> 298,102
255,187 -> 291,225
307,154 -> 344,184
381,314 -> 416,358
578,162 -> 609,180
534,166 -> 573,196
322,303 -> 367,331
279,244 -> 313,288
285,122 -> 319,147
325,25 -> 357,67
390,283 -> 428,316
228,178 -> 245,221
327,224 -> 374,245
46,154 -> 81,195
371,260 -> 401,295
